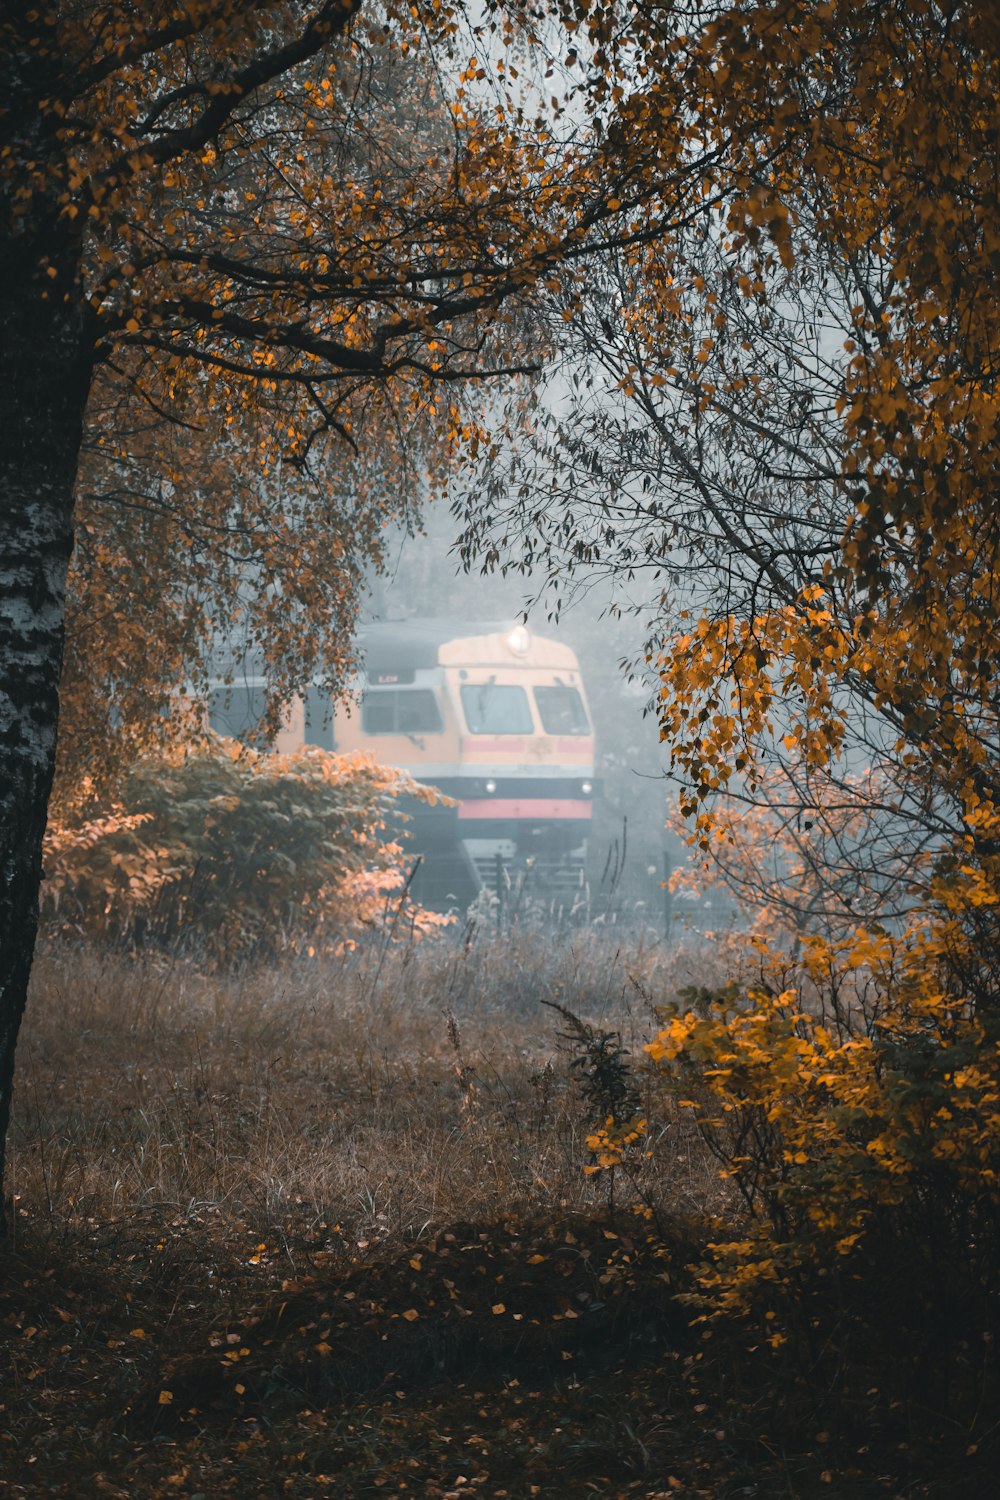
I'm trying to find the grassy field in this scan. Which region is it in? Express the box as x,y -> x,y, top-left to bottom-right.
0,933 -> 990,1498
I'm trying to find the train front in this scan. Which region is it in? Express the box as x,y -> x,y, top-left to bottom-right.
441,623 -> 594,913
343,621 -> 596,914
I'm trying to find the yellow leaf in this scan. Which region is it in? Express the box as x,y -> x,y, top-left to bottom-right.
401,1308 -> 419,1322
158,1390 -> 173,1405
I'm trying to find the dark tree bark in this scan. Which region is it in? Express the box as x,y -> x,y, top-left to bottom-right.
0,202 -> 93,1203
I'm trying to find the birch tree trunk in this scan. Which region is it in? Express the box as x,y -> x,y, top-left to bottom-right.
0,208 -> 92,1207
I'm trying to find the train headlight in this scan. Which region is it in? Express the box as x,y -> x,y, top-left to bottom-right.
581,780 -> 593,795
506,624 -> 531,656
485,779 -> 497,794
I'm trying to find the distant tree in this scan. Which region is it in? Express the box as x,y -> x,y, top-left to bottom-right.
57,33 -> 465,792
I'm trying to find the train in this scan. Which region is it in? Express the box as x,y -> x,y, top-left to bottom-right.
206,619 -> 596,912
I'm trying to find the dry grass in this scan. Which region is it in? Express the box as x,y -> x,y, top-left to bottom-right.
10,929 -> 727,1249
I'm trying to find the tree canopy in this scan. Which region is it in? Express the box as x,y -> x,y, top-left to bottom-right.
4,2 -> 612,788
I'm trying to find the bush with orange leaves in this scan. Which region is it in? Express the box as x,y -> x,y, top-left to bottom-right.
42,739 -> 452,963
645,865 -> 1000,1353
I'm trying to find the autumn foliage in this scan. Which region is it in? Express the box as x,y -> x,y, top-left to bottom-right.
43,740 -> 451,962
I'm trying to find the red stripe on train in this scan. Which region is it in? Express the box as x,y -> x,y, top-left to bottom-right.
457,799 -> 593,820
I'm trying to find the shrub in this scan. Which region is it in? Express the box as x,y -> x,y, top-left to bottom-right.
42,739 -> 452,962
645,910 -> 1000,1354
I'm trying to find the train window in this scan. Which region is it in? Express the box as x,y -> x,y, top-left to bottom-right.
461,683 -> 534,734
534,686 -> 590,735
362,688 -> 443,735
363,693 -> 397,735
208,683 -> 269,745
304,685 -> 334,750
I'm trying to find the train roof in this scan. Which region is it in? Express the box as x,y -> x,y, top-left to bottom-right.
358,619 -> 580,674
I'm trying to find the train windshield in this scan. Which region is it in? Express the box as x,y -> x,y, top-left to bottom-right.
533,686 -> 590,735
362,688 -> 443,735
460,683 -> 534,735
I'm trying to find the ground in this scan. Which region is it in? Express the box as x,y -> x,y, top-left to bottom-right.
1,937 -> 993,1498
